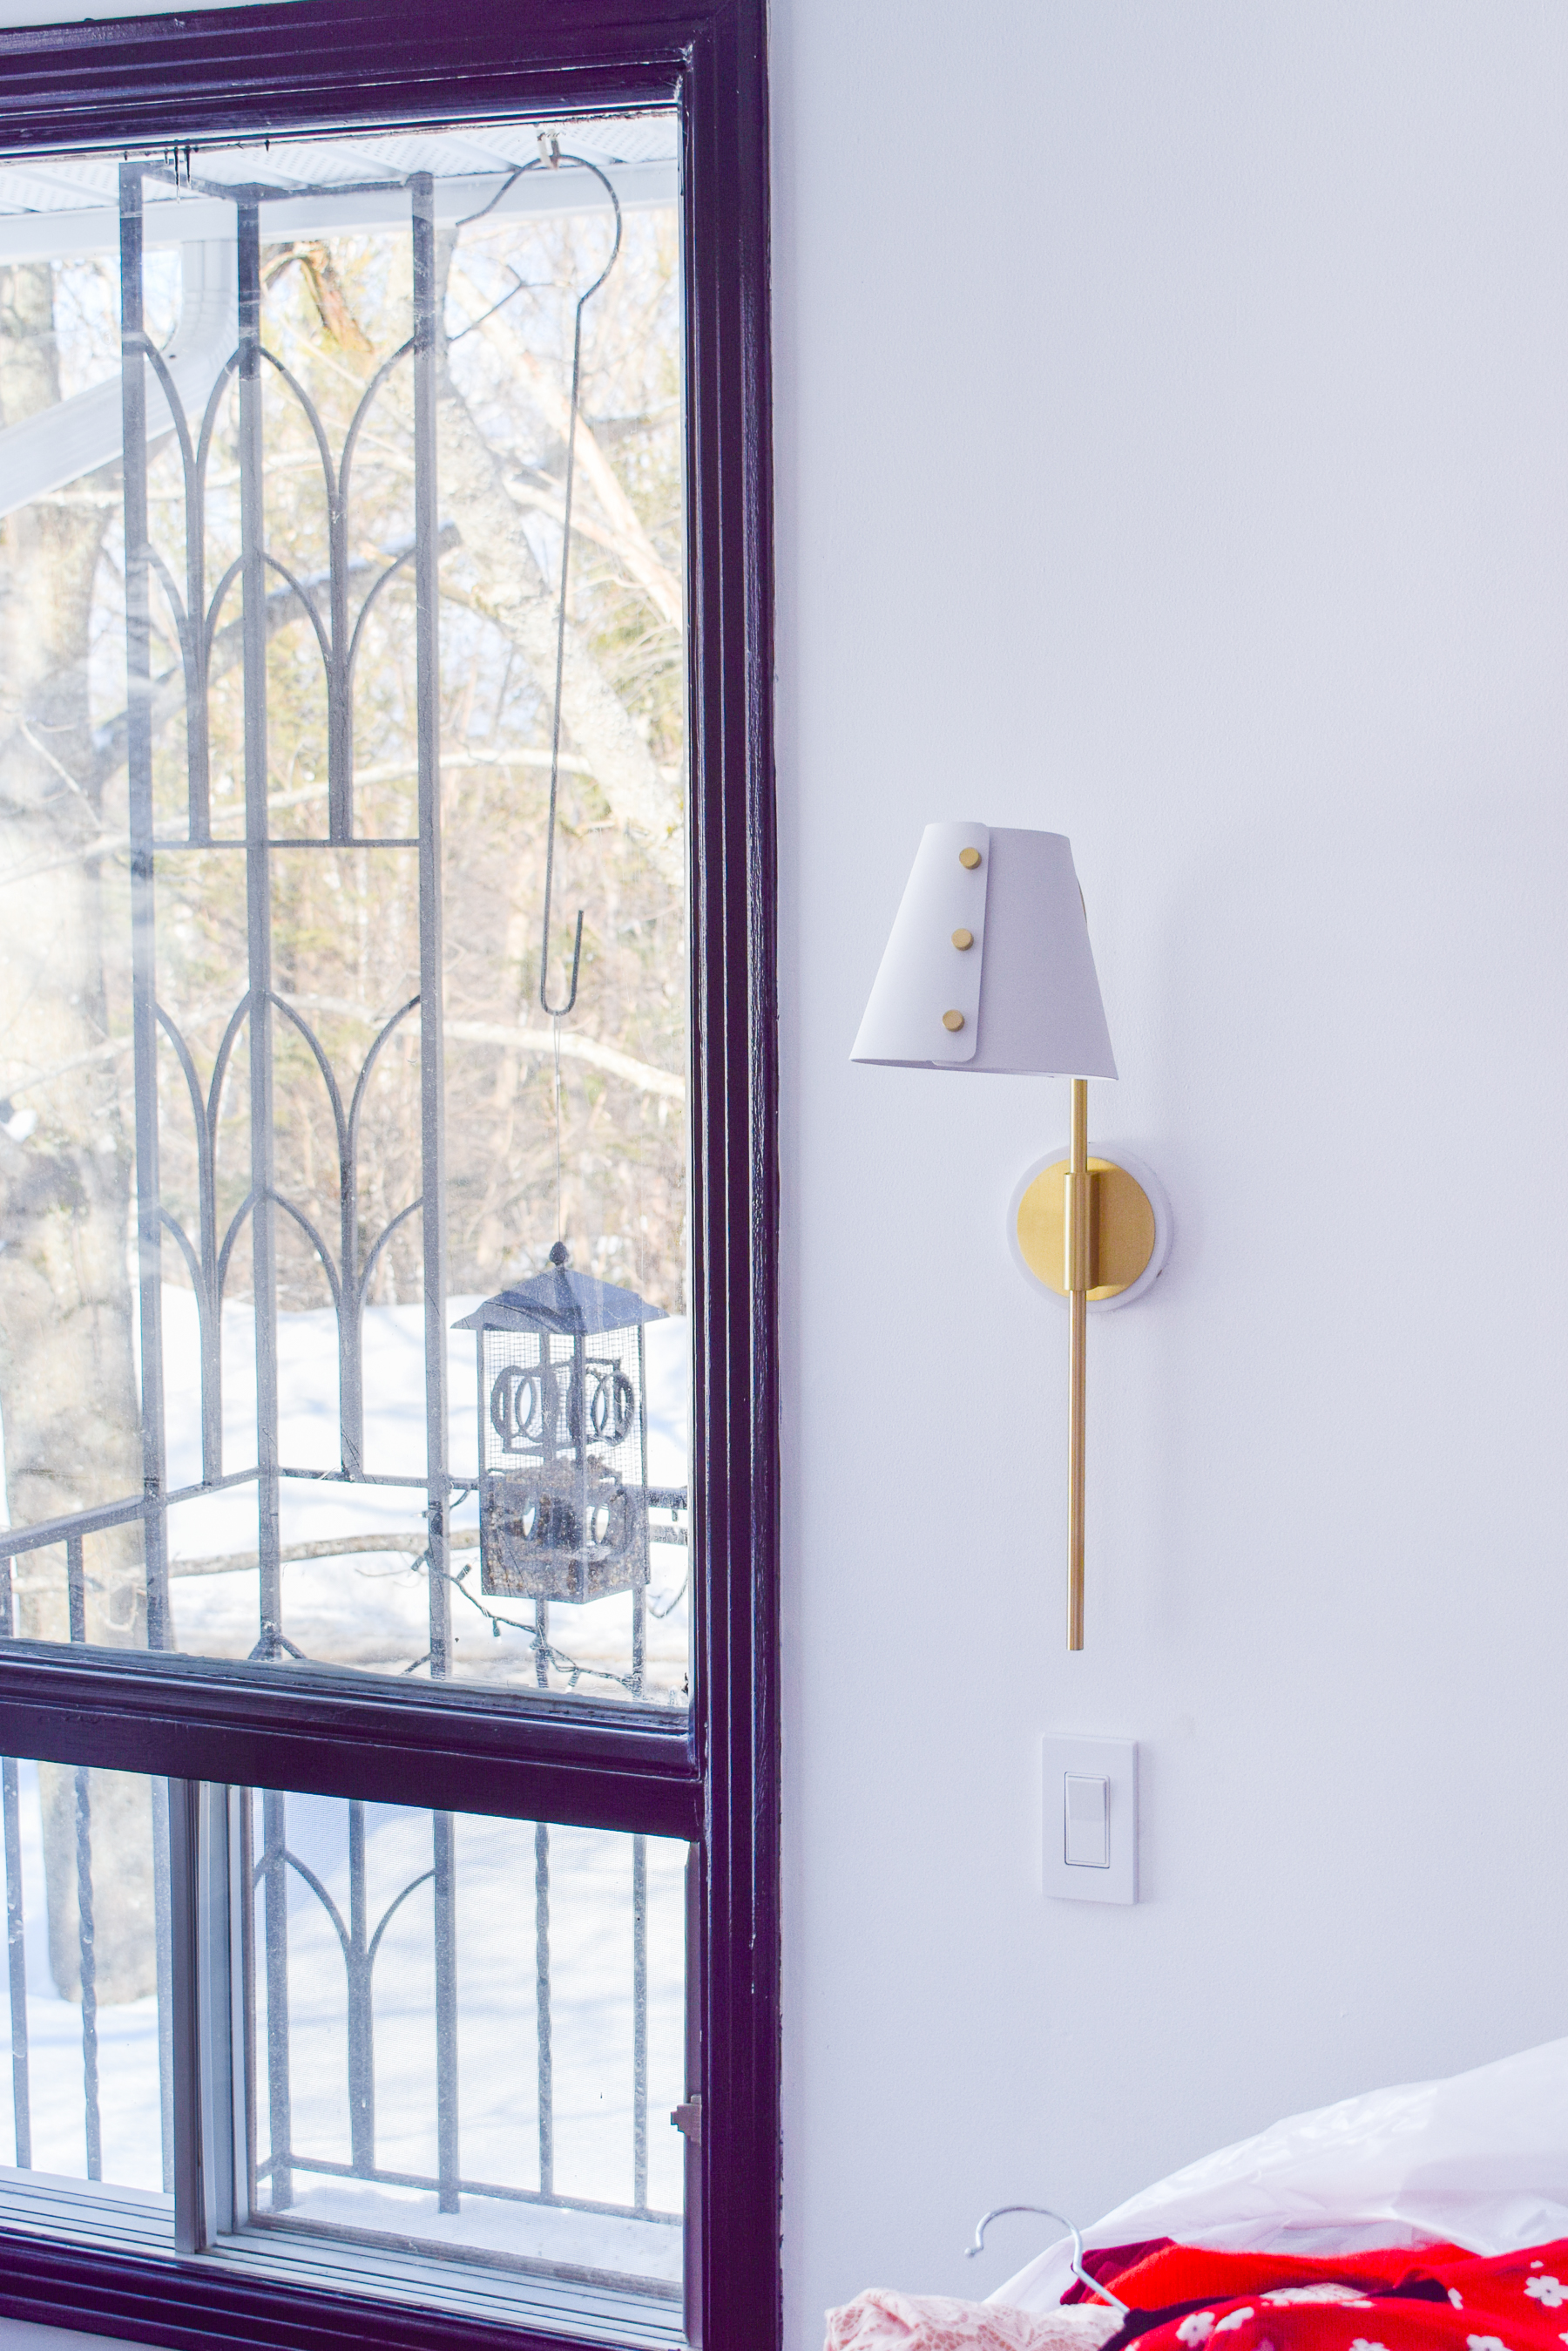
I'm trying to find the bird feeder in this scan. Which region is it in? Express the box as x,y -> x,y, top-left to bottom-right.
454,1243 -> 666,1604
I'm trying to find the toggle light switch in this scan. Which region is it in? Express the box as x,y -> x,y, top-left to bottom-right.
1064,1773 -> 1109,1867
1042,1736 -> 1138,1904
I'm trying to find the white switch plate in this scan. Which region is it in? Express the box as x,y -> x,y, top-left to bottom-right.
1043,1736 -> 1138,1904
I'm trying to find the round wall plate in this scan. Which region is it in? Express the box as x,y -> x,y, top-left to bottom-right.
1008,1148 -> 1173,1312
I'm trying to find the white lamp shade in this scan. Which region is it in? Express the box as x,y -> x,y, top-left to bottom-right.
850,821 -> 1118,1076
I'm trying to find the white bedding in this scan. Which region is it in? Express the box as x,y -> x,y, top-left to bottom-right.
992,2032 -> 1568,2312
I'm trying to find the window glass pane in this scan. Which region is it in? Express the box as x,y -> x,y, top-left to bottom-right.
0,1756 -> 689,2338
244,1792 -> 686,2331
0,114 -> 691,1707
0,1754 -> 171,2218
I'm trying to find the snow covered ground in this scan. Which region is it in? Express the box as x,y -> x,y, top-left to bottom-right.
253,1793 -> 686,2278
0,1765 -> 163,2195
0,1764 -> 686,2284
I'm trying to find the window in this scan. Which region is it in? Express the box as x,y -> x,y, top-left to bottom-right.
0,8 -> 775,2348
0,1761 -> 689,2339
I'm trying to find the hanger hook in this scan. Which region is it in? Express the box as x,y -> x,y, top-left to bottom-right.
964,2205 -> 1127,2315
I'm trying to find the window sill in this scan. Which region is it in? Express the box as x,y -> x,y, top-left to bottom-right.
0,2173 -> 684,2348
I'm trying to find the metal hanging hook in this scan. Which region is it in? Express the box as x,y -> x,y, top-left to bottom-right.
965,2205 -> 1128,2315
447,147 -> 621,1018
521,151 -> 623,1019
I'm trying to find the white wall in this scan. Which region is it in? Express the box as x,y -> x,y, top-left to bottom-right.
1,3 -> 1565,2347
773,2 -> 1568,2344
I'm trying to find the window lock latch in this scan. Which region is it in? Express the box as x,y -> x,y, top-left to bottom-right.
670,2097 -> 702,2144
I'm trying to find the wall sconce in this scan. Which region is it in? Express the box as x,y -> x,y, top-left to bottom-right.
850,822 -> 1169,1650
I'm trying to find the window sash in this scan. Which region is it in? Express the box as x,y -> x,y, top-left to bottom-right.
0,1646 -> 701,1839
0,26 -> 772,1816
0,1757 -> 699,2339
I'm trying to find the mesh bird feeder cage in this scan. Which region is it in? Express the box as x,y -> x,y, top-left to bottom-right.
456,1243 -> 666,1604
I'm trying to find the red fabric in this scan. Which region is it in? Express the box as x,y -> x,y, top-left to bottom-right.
1104,2235 -> 1568,2348
1107,2244 -> 1468,2313
1063,2244 -> 1176,2304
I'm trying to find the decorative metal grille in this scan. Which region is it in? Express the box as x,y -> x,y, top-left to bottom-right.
119,161 -> 456,1670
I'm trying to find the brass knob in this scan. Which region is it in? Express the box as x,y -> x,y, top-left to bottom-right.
942,1009 -> 964,1032
958,846 -> 982,871
951,928 -> 974,951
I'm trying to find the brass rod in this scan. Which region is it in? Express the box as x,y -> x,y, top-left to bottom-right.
1066,1077 -> 1089,1650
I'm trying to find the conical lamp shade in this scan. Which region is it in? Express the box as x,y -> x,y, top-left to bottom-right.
850,822 -> 1118,1077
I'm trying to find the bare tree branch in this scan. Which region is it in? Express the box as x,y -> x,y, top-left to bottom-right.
507,342 -> 683,629
435,369 -> 682,877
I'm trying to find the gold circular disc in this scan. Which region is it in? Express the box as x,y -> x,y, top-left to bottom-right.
941,1009 -> 964,1032
1016,1156 -> 1157,1299
951,928 -> 974,950
958,846 -> 982,870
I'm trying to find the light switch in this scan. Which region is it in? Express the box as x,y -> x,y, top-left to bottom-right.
1064,1773 -> 1109,1867
1042,1736 -> 1138,1904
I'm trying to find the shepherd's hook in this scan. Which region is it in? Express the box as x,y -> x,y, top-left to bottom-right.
519,151 -> 623,1018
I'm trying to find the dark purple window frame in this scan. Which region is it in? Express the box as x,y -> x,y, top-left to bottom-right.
0,1 -> 778,2345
